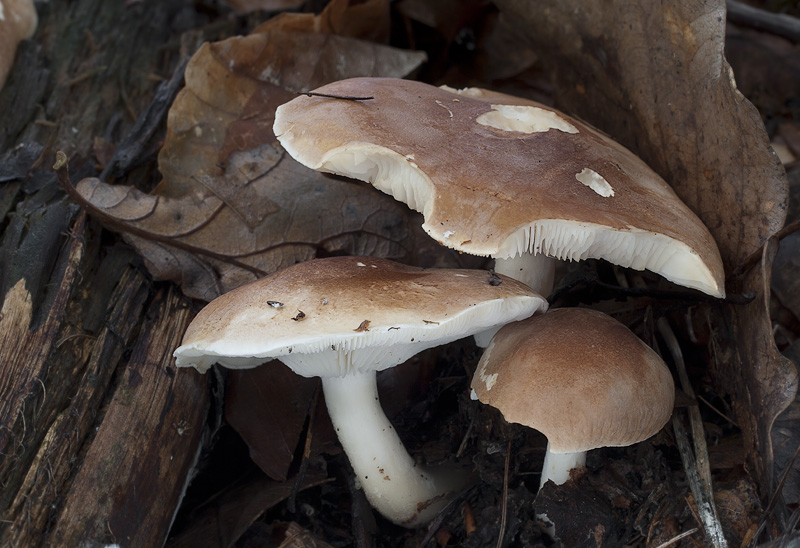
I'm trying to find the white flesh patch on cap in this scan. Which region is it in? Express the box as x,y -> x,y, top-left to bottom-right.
476,105 -> 579,134
475,340 -> 499,390
315,143 -> 435,217
439,85 -> 485,98
174,295 -> 545,376
575,168 -> 614,197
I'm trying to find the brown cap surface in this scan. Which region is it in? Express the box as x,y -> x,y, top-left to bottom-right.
471,308 -> 674,453
274,77 -> 725,297
175,256 -> 547,374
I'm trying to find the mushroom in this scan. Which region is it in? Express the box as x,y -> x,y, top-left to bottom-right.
273,77 -> 725,300
0,0 -> 37,91
470,308 -> 674,490
174,256 -> 548,526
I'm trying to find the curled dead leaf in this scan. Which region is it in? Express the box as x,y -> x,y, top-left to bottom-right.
494,0 -> 787,270
494,0 -> 796,508
69,150 -> 416,301
67,26 -> 428,301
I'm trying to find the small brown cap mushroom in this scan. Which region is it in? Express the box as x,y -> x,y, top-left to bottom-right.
471,308 -> 674,453
274,77 -> 725,298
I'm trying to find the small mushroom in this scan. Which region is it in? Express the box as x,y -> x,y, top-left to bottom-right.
470,308 -> 674,535
174,256 -> 548,526
273,78 -> 725,301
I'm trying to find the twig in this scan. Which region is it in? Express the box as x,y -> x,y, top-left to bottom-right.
298,91 -> 374,101
659,317 -> 728,547
727,0 -> 800,43
673,416 -> 729,547
652,527 -> 700,548
456,415 -> 475,459
496,439 -> 511,548
696,394 -> 739,428
658,319 -> 714,490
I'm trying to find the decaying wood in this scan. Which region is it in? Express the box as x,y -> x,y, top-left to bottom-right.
45,285 -> 208,547
0,209 -> 212,547
0,1 -> 219,546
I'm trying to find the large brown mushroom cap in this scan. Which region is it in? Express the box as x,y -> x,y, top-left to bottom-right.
175,256 -> 546,374
274,77 -> 725,297
471,308 -> 674,453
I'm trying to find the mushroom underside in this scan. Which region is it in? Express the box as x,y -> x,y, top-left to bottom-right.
311,145 -> 721,297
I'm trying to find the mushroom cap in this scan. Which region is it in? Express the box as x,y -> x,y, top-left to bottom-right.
471,308 -> 674,454
174,256 -> 547,376
0,0 -> 37,91
274,77 -> 725,298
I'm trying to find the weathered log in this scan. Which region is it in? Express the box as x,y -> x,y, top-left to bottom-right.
0,1 -> 221,546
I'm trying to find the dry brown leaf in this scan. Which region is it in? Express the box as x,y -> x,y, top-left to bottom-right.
225,363 -> 317,481
396,0 -> 485,42
165,470 -> 329,548
709,241 -> 798,499
156,31 -> 425,198
492,0 -> 795,503
73,148 -> 416,301
69,30 -> 427,301
494,0 -> 786,271
255,0 -> 390,43
226,0 -> 306,14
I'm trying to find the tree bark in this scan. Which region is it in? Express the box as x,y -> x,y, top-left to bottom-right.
0,1 -> 223,546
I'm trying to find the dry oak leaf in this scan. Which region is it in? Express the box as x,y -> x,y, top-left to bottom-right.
255,0 -> 391,44
225,362 -> 318,481
156,30 -> 426,198
74,145 -> 416,302
494,0 -> 795,506
73,29 -> 426,301
495,0 -> 786,271
225,0 -> 306,14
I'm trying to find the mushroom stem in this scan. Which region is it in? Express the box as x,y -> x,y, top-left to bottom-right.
494,253 -> 556,297
321,371 -> 463,526
473,253 -> 555,348
539,442 -> 586,489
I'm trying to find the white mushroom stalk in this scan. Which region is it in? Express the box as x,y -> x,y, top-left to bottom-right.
275,339 -> 473,526
174,256 -> 548,527
493,253 -> 556,300
322,371 -> 461,526
539,444 -> 586,489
